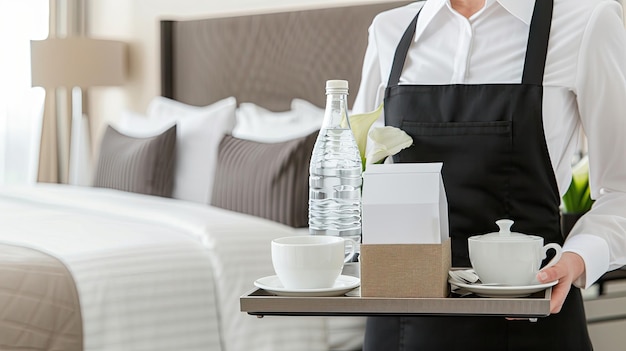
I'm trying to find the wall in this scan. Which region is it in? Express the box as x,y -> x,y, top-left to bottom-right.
87,0 -> 387,146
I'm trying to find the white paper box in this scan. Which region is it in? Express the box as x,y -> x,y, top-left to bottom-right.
362,163 -> 449,244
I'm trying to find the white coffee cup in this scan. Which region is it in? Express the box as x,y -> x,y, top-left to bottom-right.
271,235 -> 356,290
468,219 -> 562,286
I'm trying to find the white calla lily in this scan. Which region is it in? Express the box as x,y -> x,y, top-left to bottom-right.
349,103 -> 384,167
366,126 -> 413,165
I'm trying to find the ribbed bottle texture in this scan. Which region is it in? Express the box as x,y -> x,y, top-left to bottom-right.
308,80 -> 362,251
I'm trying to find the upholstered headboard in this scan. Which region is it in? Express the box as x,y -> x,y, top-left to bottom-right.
160,1 -> 412,111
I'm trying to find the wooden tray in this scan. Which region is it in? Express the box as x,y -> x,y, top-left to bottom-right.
240,286 -> 552,318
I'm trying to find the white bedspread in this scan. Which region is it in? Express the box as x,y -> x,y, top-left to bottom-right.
0,184 -> 364,351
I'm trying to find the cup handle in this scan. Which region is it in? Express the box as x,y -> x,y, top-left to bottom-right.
343,238 -> 358,263
542,243 -> 563,269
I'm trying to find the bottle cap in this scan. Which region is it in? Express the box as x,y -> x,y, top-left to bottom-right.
326,80 -> 349,93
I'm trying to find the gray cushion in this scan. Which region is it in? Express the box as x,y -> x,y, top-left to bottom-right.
93,125 -> 176,197
211,131 -> 318,227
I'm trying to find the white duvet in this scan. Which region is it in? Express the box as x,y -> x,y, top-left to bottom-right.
0,184 -> 364,351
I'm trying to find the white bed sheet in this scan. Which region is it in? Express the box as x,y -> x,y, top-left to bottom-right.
0,184 -> 364,351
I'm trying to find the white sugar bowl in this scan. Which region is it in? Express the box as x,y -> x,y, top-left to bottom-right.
468,219 -> 562,286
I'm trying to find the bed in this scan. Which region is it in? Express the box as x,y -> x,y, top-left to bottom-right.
0,2 -> 411,350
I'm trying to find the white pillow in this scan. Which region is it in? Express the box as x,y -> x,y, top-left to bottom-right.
291,97 -> 355,119
290,98 -> 324,115
115,110 -> 173,138
232,101 -> 323,143
145,96 -> 237,203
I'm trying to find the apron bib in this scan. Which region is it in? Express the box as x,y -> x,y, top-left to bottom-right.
364,1 -> 592,349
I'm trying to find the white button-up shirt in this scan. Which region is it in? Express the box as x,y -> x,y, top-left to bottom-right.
353,0 -> 626,288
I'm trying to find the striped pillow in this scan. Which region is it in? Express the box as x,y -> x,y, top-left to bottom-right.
211,131 -> 318,227
93,125 -> 176,197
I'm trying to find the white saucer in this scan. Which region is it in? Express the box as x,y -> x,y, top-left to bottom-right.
254,275 -> 360,297
449,279 -> 558,298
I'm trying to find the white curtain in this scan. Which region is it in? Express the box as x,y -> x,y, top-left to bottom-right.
0,0 -> 48,185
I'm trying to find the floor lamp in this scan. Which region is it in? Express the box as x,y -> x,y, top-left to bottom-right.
30,37 -> 126,185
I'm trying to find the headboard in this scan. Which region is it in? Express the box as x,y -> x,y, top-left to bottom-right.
160,1 -> 412,111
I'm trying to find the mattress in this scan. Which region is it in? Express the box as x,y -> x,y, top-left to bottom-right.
0,184 -> 364,351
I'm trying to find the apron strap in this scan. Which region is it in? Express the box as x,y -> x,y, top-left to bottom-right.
522,0 -> 554,85
387,11 -> 419,87
387,0 -> 554,88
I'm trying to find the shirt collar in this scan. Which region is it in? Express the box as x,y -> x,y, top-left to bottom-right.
414,0 -> 535,42
499,0 -> 535,25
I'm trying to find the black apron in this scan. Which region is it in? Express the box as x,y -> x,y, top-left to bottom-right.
364,1 -> 593,350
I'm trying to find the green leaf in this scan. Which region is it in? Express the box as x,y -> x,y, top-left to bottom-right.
562,156 -> 594,214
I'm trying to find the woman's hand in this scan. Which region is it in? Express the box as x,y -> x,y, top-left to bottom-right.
536,252 -> 586,314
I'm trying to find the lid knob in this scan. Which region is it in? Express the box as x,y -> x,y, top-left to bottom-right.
495,219 -> 514,236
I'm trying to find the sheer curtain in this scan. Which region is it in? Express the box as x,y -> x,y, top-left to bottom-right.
0,0 -> 48,185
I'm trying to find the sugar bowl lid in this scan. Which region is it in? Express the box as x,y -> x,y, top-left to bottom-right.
471,219 -> 541,242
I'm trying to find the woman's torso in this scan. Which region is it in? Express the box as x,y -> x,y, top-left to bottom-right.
362,0 -> 613,195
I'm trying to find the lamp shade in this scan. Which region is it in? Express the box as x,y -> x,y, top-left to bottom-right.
31,38 -> 126,88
